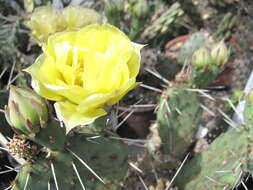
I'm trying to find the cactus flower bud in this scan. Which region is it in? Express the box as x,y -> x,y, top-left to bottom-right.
211,41 -> 229,65
25,6 -> 65,43
4,86 -> 48,135
192,47 -> 211,68
25,5 -> 101,43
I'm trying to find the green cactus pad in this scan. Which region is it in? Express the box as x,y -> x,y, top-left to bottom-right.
175,127 -> 250,189
29,120 -> 66,152
190,65 -> 219,88
12,133 -> 128,190
157,87 -> 201,162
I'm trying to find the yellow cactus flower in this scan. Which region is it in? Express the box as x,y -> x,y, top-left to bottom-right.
62,5 -> 101,29
25,5 -> 102,43
25,24 -> 143,133
25,6 -> 65,43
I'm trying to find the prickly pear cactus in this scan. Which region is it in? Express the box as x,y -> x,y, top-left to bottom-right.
156,86 -> 202,164
12,133 -> 129,190
175,126 -> 251,189
174,92 -> 253,189
190,41 -> 229,88
141,2 -> 184,40
214,12 -> 237,41
190,64 -> 219,88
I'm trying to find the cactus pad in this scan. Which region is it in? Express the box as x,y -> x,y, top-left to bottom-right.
175,127 -> 251,190
157,87 -> 202,162
12,133 -> 128,190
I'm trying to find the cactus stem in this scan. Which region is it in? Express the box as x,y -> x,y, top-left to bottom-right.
140,84 -> 163,93
71,162 -> 86,190
0,169 -> 15,174
186,88 -> 215,101
86,135 -> 101,141
67,148 -> 105,184
0,146 -> 9,151
47,181 -> 50,190
241,180 -> 248,190
4,185 -> 12,190
5,165 -> 16,171
223,97 -> 241,117
165,153 -> 190,190
109,136 -> 147,147
116,98 -> 143,118
137,174 -> 148,190
200,104 -> 216,116
144,68 -> 171,85
23,172 -> 30,190
232,171 -> 243,189
7,61 -> 16,88
114,110 -> 134,130
175,107 -> 182,115
0,67 -> 8,79
160,99 -> 171,114
205,175 -> 225,186
218,109 -> 239,129
50,161 -> 59,190
128,162 -> 143,174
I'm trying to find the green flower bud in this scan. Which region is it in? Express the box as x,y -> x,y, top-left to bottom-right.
211,41 -> 230,65
131,0 -> 148,18
4,86 -> 48,135
192,47 -> 211,68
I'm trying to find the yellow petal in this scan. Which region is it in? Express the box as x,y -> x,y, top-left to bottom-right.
75,24 -> 132,53
99,56 -> 130,92
107,79 -> 139,104
25,6 -> 66,43
81,51 -> 129,92
62,5 -> 101,29
77,78 -> 138,113
47,80 -> 92,104
26,54 -> 62,84
127,43 -> 144,78
43,31 -> 77,60
31,80 -> 63,101
55,101 -> 106,133
25,55 -> 64,101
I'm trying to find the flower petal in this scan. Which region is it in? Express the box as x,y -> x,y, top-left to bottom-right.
55,101 -> 106,133
25,55 -> 64,101
77,78 -> 138,113
127,43 -> 144,78
31,80 -> 63,101
62,5 -> 101,29
75,24 -> 132,54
